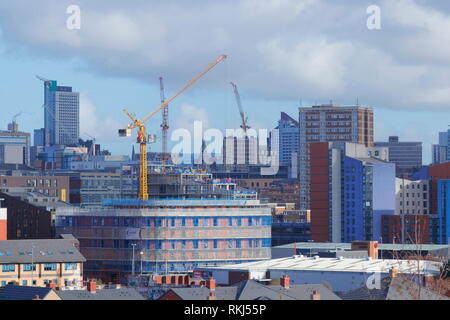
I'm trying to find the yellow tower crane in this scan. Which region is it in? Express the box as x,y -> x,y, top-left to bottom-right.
119,54 -> 228,200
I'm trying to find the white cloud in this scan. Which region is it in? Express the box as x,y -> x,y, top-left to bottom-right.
1,0 -> 450,111
173,103 -> 211,132
79,94 -> 122,141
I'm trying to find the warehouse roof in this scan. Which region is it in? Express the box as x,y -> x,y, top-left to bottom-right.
0,238 -> 85,264
199,256 -> 442,275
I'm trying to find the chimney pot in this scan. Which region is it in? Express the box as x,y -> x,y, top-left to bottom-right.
280,275 -> 290,289
87,281 -> 97,293
389,267 -> 398,278
206,277 -> 216,291
311,290 -> 321,300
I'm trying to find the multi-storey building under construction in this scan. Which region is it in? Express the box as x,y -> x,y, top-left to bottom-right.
54,199 -> 271,283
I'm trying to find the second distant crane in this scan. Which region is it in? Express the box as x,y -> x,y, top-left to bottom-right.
230,82 -> 250,135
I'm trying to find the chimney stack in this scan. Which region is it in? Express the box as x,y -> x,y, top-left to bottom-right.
0,208 -> 7,241
311,290 -> 321,300
206,277 -> 216,291
87,280 -> 97,293
424,274 -> 434,288
280,275 -> 290,289
389,267 -> 398,279
207,291 -> 217,300
46,283 -> 56,290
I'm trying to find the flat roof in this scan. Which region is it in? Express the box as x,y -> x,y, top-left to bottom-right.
102,198 -> 263,207
274,242 -> 449,251
199,256 -> 441,275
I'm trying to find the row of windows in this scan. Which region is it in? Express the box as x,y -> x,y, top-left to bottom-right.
2,263 -> 77,272
399,184 -> 427,191
58,216 -> 271,228
84,238 -> 271,250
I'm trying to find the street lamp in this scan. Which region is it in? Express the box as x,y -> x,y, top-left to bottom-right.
379,237 -> 383,260
131,243 -> 136,277
140,251 -> 144,276
31,242 -> 35,286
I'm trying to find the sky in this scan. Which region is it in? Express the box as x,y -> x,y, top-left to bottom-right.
1,0 -> 450,163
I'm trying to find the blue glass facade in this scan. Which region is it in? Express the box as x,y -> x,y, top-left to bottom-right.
437,180 -> 450,244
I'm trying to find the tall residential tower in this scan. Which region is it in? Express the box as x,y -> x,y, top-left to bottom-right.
299,104 -> 374,211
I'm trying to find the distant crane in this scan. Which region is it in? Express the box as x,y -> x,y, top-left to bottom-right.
8,112 -> 21,132
84,132 -> 97,156
12,112 -> 22,123
119,55 -> 227,200
160,77 -> 169,156
230,82 -> 250,135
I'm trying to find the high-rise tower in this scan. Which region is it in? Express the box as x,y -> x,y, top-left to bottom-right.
38,77 -> 80,146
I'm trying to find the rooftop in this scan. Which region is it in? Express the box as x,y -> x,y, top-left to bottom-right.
101,198 -> 262,208
163,279 -> 340,300
0,285 -> 54,300
198,256 -> 442,275
274,242 -> 450,252
56,287 -> 145,300
0,238 -> 86,264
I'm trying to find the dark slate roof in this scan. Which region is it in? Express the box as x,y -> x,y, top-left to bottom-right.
57,287 -> 145,300
386,277 -> 450,300
169,286 -> 238,300
165,280 -> 341,300
337,277 -> 392,300
264,283 -> 341,300
0,285 -> 53,300
0,238 -> 86,264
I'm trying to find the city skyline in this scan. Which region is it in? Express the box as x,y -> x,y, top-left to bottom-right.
1,0 -> 450,162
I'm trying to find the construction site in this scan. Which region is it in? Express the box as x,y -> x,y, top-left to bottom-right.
48,54 -> 273,295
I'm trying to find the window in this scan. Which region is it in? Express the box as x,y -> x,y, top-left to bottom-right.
23,264 -> 36,271
2,265 -> 15,272
22,280 -> 28,286
65,263 -> 77,271
44,264 -> 57,271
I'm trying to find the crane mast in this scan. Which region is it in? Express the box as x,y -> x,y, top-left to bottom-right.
119,55 -> 227,200
160,77 -> 169,156
230,82 -> 250,135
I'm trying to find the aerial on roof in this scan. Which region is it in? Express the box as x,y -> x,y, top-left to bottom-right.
0,238 -> 85,264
